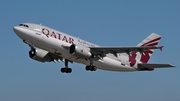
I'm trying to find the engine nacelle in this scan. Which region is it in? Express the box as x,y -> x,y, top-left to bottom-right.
69,44 -> 91,58
29,48 -> 52,62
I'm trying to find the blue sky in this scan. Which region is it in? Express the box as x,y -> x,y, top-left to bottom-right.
1,0 -> 180,101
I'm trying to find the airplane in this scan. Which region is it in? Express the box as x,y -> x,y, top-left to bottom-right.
13,23 -> 175,73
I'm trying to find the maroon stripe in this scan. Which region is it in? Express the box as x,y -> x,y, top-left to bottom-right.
144,42 -> 158,46
141,37 -> 161,46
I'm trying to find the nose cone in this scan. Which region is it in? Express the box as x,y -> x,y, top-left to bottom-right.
13,26 -> 21,34
13,26 -> 26,39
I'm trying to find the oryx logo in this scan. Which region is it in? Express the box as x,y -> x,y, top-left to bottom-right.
129,37 -> 161,67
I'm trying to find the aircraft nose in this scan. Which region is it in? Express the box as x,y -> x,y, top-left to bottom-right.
13,26 -> 21,34
13,26 -> 27,36
13,26 -> 26,39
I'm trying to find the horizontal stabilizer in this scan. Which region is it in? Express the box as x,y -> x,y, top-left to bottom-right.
138,63 -> 175,69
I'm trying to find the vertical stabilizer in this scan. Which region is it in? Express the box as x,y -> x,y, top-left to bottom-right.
137,33 -> 161,47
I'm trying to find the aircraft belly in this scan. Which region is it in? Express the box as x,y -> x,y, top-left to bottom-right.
94,57 -> 137,72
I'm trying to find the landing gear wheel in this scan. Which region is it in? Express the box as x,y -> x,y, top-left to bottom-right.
85,66 -> 89,71
61,68 -> 72,73
67,68 -> 72,73
92,66 -> 97,71
85,66 -> 97,71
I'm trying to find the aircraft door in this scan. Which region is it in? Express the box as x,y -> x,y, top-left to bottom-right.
35,25 -> 43,42
35,25 -> 42,36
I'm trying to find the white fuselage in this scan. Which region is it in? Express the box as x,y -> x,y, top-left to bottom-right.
13,23 -> 137,72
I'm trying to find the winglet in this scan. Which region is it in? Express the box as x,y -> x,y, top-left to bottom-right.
159,46 -> 164,51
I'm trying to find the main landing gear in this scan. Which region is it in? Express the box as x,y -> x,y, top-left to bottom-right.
85,55 -> 97,71
61,59 -> 72,73
61,55 -> 97,73
85,66 -> 97,71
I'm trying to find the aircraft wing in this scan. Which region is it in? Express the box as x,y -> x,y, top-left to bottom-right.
90,46 -> 163,56
138,63 -> 175,69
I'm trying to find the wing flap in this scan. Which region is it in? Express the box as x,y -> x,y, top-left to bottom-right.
138,63 -> 175,69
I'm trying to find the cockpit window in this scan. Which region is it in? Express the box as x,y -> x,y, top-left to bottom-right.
19,24 -> 29,28
19,24 -> 23,26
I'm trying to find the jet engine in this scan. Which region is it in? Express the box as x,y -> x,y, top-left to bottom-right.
69,44 -> 91,58
29,48 -> 52,62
